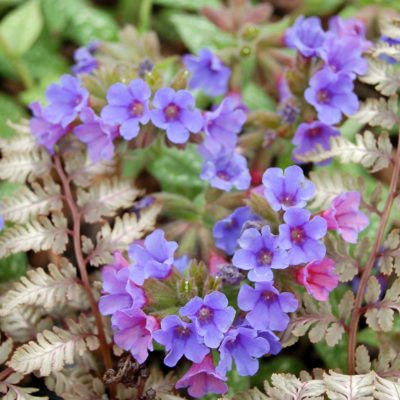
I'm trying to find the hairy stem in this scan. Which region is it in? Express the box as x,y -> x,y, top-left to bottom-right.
54,154 -> 116,398
347,133 -> 400,374
0,367 -> 13,382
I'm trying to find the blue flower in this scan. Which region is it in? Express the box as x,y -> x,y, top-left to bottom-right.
151,88 -> 203,144
101,79 -> 151,140
232,226 -> 289,282
72,41 -> 99,75
238,282 -> 298,331
180,291 -> 235,348
183,49 -> 231,97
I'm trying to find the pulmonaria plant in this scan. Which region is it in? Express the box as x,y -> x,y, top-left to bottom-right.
1,10 -> 400,400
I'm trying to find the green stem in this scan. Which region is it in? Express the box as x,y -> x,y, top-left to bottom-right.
139,0 -> 153,33
0,36 -> 33,89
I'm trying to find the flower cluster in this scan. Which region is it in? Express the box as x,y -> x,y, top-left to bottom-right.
285,16 -> 370,162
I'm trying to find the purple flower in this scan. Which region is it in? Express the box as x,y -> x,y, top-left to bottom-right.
176,354 -> 228,398
259,330 -> 282,355
304,68 -> 359,125
199,148 -> 251,192
238,282 -> 298,331
128,229 -> 178,285
29,102 -> 69,153
379,36 -> 400,64
292,121 -> 340,164
213,206 -> 257,255
285,16 -> 327,58
232,226 -> 289,282
174,254 -> 190,275
74,107 -> 119,162
71,41 -> 99,75
279,208 -> 327,265
328,16 -> 372,52
0,216 -> 4,231
111,308 -> 158,364
44,74 -> 89,128
150,88 -> 203,144
201,97 -> 247,155
183,49 -> 231,97
99,252 -> 146,316
153,315 -> 209,367
180,291 -> 235,348
101,79 -> 151,140
320,36 -> 368,77
216,326 -> 269,376
262,165 -> 315,211
321,191 -> 369,243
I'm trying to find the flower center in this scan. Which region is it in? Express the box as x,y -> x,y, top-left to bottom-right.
165,104 -> 179,120
224,218 -> 238,230
317,90 -> 330,104
197,306 -> 213,323
290,227 -> 305,244
174,325 -> 190,338
280,194 -> 294,207
308,127 -> 321,138
131,101 -> 144,117
257,249 -> 272,266
262,290 -> 277,302
217,170 -> 231,181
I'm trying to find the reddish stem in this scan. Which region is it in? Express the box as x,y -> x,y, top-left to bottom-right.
347,134 -> 400,374
0,367 -> 13,382
54,154 -> 116,399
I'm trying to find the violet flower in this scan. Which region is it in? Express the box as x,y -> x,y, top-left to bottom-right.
292,121 -> 340,164
99,252 -> 146,316
74,107 -> 119,162
128,229 -> 178,285
238,282 -> 298,331
111,308 -> 158,364
259,330 -> 282,355
199,148 -> 251,192
101,79 -> 151,140
43,74 -> 89,128
262,165 -> 315,211
213,206 -> 257,255
285,16 -> 327,58
29,102 -> 69,153
180,291 -> 235,348
297,257 -> 339,301
232,226 -> 289,282
216,326 -> 269,376
321,191 -> 369,243
176,354 -> 228,398
279,207 -> 327,265
304,68 -> 359,125
153,315 -> 209,367
183,48 -> 231,97
72,41 -> 99,75
150,88 -> 203,143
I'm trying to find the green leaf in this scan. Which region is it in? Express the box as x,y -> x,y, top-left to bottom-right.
122,147 -> 155,179
226,368 -> 251,396
0,252 -> 27,282
169,13 -> 234,53
314,336 -> 348,372
154,0 -> 221,10
63,0 -> 119,45
148,144 -> 206,199
41,0 -> 69,33
301,0 -> 345,15
0,0 -> 44,55
243,82 -> 275,111
0,94 -> 27,138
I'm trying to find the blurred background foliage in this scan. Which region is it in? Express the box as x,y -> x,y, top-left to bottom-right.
0,0 -> 398,391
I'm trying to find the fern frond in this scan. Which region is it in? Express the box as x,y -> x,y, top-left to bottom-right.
45,366 -> 105,400
360,58 -> 400,96
0,150 -> 52,183
298,131 -> 392,172
380,229 -> 400,276
353,96 -> 399,129
0,307 -> 51,343
0,371 -> 48,399
8,318 -> 99,376
324,370 -> 374,399
0,336 -> 13,365
374,373 -> 400,399
380,18 -> 400,41
0,121 -> 36,156
1,178 -> 62,224
0,213 -> 68,258
309,170 -> 363,210
77,177 -> 142,223
0,260 -> 86,314
89,205 -> 160,266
